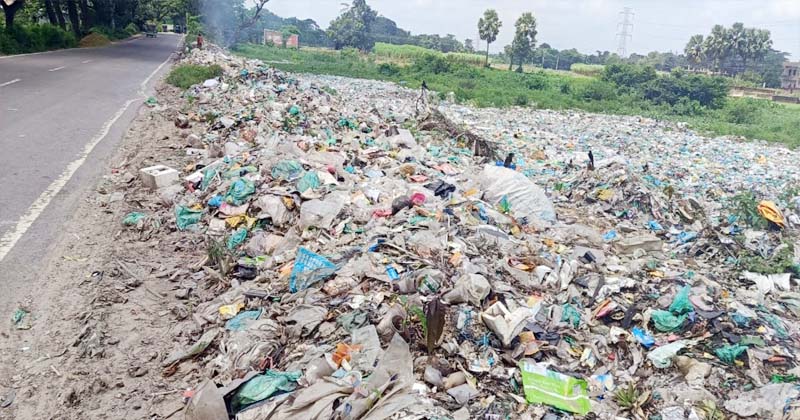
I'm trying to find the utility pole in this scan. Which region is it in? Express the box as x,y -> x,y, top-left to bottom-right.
616,7 -> 634,58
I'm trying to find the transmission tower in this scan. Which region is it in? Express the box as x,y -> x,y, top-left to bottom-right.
616,7 -> 634,57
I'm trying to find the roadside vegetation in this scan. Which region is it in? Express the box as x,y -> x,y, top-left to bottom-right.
166,64 -> 224,89
0,23 -> 76,54
235,43 -> 800,147
0,0 -> 172,55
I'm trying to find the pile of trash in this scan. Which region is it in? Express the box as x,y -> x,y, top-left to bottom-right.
124,45 -> 800,419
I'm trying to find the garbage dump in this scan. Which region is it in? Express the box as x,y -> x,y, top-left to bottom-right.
117,44 -> 800,419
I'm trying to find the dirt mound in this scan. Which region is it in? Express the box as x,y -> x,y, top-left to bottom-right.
79,32 -> 111,48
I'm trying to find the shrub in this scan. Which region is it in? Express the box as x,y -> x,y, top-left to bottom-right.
525,72 -> 549,90
377,62 -> 401,76
724,98 -> 764,124
579,80 -> 616,101
0,24 -> 77,54
411,54 -> 452,74
125,23 -> 139,36
513,94 -> 529,106
602,63 -> 657,88
89,25 -> 130,41
166,64 -> 224,89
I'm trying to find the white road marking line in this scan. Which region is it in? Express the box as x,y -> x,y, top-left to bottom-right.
0,42 -> 179,263
82,60 -> 92,64
0,78 -> 20,87
48,66 -> 65,72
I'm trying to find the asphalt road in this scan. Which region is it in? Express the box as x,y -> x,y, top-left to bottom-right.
0,34 -> 182,301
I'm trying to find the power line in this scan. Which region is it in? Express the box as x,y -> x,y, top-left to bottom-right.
616,7 -> 634,57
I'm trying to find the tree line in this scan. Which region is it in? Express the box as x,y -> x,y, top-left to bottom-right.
1,0 -> 199,36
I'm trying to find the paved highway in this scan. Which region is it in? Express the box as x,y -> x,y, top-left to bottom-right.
0,34 -> 181,294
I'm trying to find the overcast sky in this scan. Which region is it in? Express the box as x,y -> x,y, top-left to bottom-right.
264,0 -> 800,59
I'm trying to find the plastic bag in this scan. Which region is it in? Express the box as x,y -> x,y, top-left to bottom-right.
561,303 -> 582,328
519,360 -> 590,415
231,370 -> 302,412
668,285 -> 694,315
226,178 -> 255,205
289,248 -> 337,292
715,344 -> 748,364
647,340 -> 688,368
201,166 -> 217,190
225,310 -> 262,331
227,228 -> 248,250
175,206 -> 203,231
632,327 -> 655,348
122,212 -> 146,226
651,310 -> 687,332
271,160 -> 304,181
480,165 -> 556,223
297,171 -> 320,193
757,200 -> 786,228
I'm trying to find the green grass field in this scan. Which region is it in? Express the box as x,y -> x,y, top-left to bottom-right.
233,43 -> 800,147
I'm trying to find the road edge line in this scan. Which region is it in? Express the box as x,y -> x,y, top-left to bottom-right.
0,43 -> 178,263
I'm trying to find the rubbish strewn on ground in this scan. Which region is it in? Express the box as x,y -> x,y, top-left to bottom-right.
108,44 -> 800,418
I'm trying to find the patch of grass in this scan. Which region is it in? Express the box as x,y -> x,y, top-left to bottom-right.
166,64 -> 224,89
570,63 -> 604,77
233,44 -> 800,146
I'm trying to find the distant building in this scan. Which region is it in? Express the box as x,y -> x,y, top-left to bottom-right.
781,61 -> 800,91
264,30 -> 299,48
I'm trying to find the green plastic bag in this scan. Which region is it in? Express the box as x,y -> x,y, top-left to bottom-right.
715,344 -> 748,364
651,309 -> 687,332
498,195 -> 511,214
232,370 -> 302,411
225,178 -> 255,205
122,212 -> 146,226
561,303 -> 581,328
175,206 -> 203,231
519,360 -> 590,415
271,160 -> 304,181
668,285 -> 694,315
201,166 -> 217,191
288,105 -> 301,116
227,228 -> 248,250
296,171 -> 321,193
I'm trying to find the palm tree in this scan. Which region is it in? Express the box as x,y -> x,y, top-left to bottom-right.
684,34 -> 705,70
703,24 -> 730,73
478,9 -> 502,67
729,22 -> 747,74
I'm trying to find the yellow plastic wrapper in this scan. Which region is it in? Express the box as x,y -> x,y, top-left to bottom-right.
219,302 -> 245,320
597,189 -> 614,201
757,200 -> 785,228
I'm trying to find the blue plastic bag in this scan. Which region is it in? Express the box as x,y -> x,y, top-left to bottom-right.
632,327 -> 655,348
289,248 -> 337,293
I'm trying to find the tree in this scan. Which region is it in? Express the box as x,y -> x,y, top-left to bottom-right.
44,0 -> 58,26
684,34 -> 705,69
280,24 -> 299,47
65,0 -> 79,36
464,38 -> 474,53
703,24 -> 729,72
327,0 -> 377,51
478,9 -> 500,66
1,0 -> 26,29
510,12 -> 536,71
